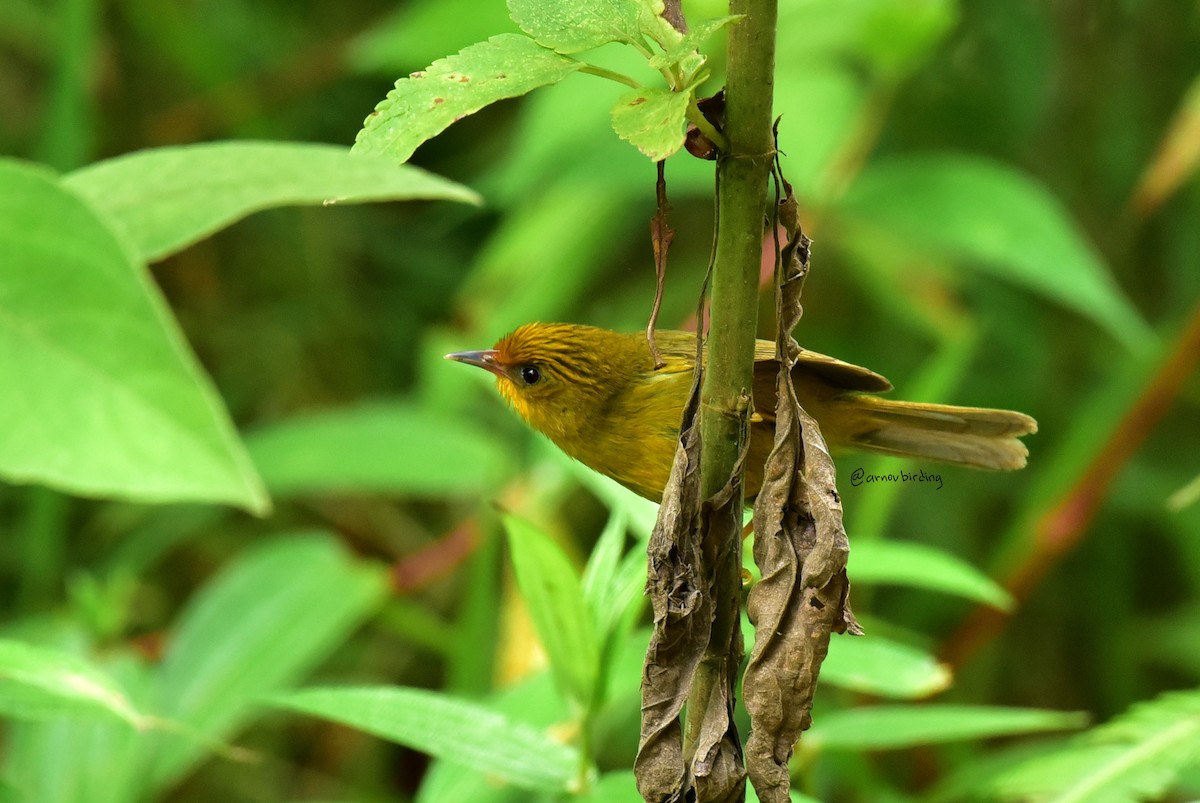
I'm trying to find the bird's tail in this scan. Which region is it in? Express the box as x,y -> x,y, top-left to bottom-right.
842,396 -> 1037,470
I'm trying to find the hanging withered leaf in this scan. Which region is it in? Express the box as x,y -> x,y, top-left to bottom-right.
635,368 -> 710,801
635,333 -> 749,802
743,192 -> 861,803
691,450 -> 748,803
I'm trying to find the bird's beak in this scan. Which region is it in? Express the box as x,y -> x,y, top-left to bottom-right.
445,349 -> 505,377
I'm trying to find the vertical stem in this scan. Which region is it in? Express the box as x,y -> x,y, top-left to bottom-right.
686,0 -> 777,767
701,0 -> 777,496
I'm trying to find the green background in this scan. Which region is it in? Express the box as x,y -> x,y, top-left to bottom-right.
2,0 -> 1200,800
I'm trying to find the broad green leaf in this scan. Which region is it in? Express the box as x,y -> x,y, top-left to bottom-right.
837,155 -> 1153,351
821,635 -> 952,699
354,34 -> 583,164
808,704 -> 1086,751
507,0 -> 641,54
849,539 -> 1014,610
0,159 -> 268,513
148,533 -> 388,790
245,402 -> 513,497
271,685 -> 581,793
502,515 -> 600,707
0,640 -> 147,727
611,87 -> 690,161
64,142 -> 480,262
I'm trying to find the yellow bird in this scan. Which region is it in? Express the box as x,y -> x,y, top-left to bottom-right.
447,323 -> 1037,501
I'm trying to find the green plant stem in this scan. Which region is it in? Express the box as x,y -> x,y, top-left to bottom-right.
686,0 -> 778,765
578,64 -> 642,90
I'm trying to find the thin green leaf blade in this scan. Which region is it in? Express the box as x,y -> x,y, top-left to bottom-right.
611,87 -> 689,160
581,508 -> 629,626
993,690 -> 1200,803
354,34 -> 582,164
502,515 -> 600,707
0,640 -> 147,727
148,533 -> 388,790
507,0 -> 641,53
849,539 -> 1014,610
1168,471 -> 1200,511
2,650 -> 152,803
270,685 -> 580,793
821,635 -> 952,699
244,402 -> 514,497
838,155 -> 1153,350
809,704 -> 1087,751
63,142 -> 480,262
0,159 -> 268,513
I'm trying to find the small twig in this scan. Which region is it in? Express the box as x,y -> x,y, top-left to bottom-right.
661,0 -> 689,33
647,160 -> 674,369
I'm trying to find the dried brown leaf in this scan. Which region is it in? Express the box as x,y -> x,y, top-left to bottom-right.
636,374 -> 710,802
743,214 -> 858,803
692,446 -> 748,802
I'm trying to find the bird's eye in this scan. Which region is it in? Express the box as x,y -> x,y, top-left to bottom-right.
519,365 -> 542,385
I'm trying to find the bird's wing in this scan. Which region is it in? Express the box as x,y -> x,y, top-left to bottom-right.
649,331 -> 892,392
753,339 -> 893,393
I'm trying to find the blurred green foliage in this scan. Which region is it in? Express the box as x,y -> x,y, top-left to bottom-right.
2,0 -> 1200,801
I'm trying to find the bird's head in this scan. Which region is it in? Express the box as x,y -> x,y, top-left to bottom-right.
445,323 -> 634,443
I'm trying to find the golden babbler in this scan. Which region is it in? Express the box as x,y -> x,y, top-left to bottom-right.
447,323 -> 1037,501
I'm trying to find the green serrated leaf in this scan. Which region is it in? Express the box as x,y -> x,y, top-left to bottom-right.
991,689 -> 1200,803
808,704 -> 1087,751
0,159 -> 269,513
647,15 -> 741,71
148,533 -> 388,791
354,34 -> 582,164
271,685 -> 581,793
244,402 -> 513,497
821,635 -> 952,699
502,515 -> 600,708
508,0 -> 641,54
849,539 -> 1014,610
611,87 -> 689,160
0,640 -> 147,728
837,155 -> 1154,351
64,142 -> 479,262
